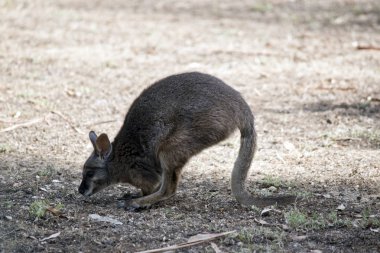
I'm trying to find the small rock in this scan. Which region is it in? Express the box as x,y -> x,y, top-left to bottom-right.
5,216 -> 12,220
282,224 -> 289,231
89,214 -> 123,225
284,141 -> 296,151
291,235 -> 308,241
268,186 -> 277,192
336,204 -> 346,211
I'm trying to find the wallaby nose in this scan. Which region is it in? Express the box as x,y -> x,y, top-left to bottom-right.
78,185 -> 85,195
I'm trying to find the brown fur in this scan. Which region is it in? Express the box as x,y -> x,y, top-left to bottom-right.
78,72 -> 296,209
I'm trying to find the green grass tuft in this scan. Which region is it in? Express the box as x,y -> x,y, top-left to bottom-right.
29,200 -> 49,219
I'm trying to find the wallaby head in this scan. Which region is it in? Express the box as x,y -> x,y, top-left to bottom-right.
78,131 -> 112,197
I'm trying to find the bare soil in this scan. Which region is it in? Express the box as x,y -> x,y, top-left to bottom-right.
1,0 -> 379,252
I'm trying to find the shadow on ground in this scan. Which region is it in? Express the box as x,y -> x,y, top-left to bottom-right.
303,100 -> 380,119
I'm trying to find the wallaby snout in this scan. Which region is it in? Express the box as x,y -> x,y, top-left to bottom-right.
78,181 -> 89,196
78,171 -> 109,197
78,183 -> 85,195
78,178 -> 93,197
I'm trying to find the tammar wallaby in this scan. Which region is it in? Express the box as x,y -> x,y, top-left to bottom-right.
78,72 -> 296,210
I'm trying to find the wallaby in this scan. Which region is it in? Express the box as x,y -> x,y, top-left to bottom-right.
78,72 -> 296,210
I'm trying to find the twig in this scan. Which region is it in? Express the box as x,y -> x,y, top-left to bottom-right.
84,119 -> 117,127
51,110 -> 84,134
357,45 -> 380,51
332,137 -> 361,142
135,231 -> 235,253
369,97 -> 380,102
0,229 -> 17,238
0,119 -> 20,123
0,117 -> 44,133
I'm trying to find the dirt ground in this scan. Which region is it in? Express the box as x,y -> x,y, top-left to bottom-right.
1,0 -> 379,252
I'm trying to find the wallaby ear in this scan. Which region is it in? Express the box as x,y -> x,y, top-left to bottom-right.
89,131 -> 97,150
95,133 -> 112,159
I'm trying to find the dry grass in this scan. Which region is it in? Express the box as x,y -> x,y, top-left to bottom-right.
1,0 -> 379,252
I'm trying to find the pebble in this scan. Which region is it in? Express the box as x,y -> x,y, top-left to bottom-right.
268,186 -> 277,192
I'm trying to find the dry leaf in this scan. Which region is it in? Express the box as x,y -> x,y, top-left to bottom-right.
65,88 -> 81,98
39,187 -> 48,192
261,208 -> 272,216
254,218 -> 270,226
46,206 -> 67,219
136,231 -> 235,253
283,141 -> 296,151
188,232 -> 230,243
40,232 -> 60,242
27,235 -> 38,240
261,207 -> 282,217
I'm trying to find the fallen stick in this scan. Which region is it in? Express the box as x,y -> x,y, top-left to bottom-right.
51,110 -> 84,134
0,119 -> 20,123
356,45 -> 380,51
332,137 -> 361,142
369,97 -> 380,102
135,231 -> 235,253
85,119 -> 117,127
0,229 -> 17,239
0,117 -> 44,133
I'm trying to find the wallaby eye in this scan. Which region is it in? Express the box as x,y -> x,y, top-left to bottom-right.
93,179 -> 102,184
86,171 -> 95,177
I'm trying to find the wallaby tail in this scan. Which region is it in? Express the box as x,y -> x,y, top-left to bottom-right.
231,110 -> 296,208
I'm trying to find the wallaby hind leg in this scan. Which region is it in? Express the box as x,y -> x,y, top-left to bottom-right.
162,168 -> 182,199
125,152 -> 178,210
